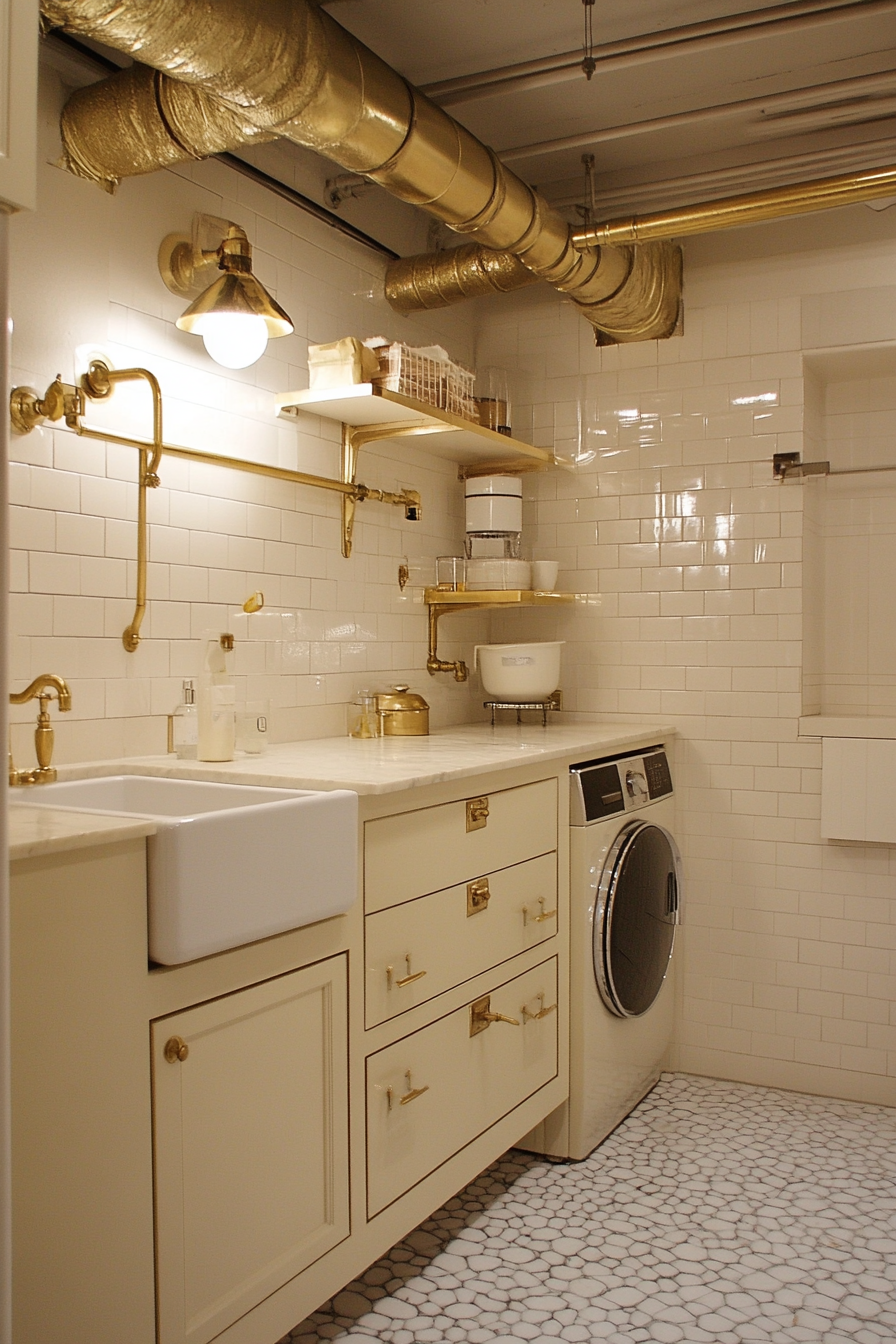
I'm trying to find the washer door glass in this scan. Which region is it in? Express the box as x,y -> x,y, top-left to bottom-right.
594,821 -> 680,1018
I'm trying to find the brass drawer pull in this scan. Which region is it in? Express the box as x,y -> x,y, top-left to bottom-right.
387,954 -> 428,990
387,1070 -> 430,1110
466,796 -> 489,831
523,897 -> 557,927
163,1035 -> 189,1063
470,994 -> 520,1036
467,877 -> 490,915
522,992 -> 558,1023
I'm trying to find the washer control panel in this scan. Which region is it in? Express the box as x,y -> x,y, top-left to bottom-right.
570,746 -> 672,826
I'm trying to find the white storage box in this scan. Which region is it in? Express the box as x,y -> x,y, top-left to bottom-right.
474,641 -> 564,701
307,337 -> 379,391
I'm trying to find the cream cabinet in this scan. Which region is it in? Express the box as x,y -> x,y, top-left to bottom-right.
11,758 -> 571,1344
366,957 -> 558,1217
152,956 -> 350,1344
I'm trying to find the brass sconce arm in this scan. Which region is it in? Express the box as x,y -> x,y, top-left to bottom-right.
9,673 -> 72,786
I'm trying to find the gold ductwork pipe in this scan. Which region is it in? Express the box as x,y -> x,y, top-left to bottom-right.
572,163 -> 896,247
41,0 -> 681,342
383,239 -> 683,346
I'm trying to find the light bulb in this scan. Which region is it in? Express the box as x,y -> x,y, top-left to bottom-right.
194,313 -> 269,369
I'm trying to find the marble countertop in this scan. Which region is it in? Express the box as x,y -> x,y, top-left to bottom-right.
9,804 -> 156,862
53,719 -> 674,796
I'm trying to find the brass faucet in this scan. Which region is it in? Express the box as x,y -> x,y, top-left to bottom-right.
9,674 -> 72,786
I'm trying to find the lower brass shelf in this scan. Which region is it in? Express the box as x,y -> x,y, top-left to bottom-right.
424,590 -> 575,681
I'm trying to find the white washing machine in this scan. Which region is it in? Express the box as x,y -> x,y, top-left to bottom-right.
521,744 -> 681,1161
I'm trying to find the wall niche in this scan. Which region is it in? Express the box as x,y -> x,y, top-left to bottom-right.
802,344 -> 896,720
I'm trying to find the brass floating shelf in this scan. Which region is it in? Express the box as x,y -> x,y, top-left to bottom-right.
423,589 -> 573,607
423,589 -> 574,682
276,384 -> 554,475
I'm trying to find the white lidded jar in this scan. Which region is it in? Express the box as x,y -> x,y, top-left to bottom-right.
464,474 -> 523,535
197,632 -> 236,762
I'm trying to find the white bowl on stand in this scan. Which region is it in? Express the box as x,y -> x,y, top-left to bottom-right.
474,641 -> 564,701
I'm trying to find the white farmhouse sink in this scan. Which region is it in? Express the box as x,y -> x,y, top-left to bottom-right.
19,775 -> 358,965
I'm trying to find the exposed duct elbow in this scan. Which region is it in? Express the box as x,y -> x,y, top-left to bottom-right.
383,240 -> 681,344
42,0 -> 682,341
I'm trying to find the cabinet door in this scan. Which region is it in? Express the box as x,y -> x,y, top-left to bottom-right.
152,956 -> 349,1344
365,852 -> 558,1027
366,958 -> 558,1218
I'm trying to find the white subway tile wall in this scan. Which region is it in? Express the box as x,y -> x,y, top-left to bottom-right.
9,71 -> 487,764
12,67 -> 896,1102
475,230 -> 896,1108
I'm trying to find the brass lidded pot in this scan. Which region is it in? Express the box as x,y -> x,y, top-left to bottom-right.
375,685 -> 430,737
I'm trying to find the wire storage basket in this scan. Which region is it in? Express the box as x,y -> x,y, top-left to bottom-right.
369,341 -> 477,422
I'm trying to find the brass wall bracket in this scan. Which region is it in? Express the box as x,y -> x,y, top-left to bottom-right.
340,421 -> 423,558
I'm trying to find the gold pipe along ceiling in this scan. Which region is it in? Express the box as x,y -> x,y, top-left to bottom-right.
383,160 -> 896,314
41,0 -> 680,344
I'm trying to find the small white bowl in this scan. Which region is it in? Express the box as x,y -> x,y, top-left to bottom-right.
474,641 -> 564,702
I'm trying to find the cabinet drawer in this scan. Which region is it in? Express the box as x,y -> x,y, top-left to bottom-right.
364,777 -> 557,913
365,852 -> 557,1028
366,958 -> 558,1217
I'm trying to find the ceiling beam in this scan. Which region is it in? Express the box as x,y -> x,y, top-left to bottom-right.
499,68 -> 896,163
422,0 -> 896,106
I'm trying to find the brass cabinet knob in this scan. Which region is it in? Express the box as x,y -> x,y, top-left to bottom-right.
164,1035 -> 189,1063
469,994 -> 520,1036
466,796 -> 489,831
467,877 -> 490,916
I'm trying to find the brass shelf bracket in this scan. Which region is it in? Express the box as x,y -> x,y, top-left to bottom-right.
340,420 -> 423,558
424,588 -> 576,680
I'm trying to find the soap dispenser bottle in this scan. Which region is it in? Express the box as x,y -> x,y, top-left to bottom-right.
197,632 -> 236,762
172,678 -> 198,759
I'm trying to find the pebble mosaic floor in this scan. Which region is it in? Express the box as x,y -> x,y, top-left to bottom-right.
280,1074 -> 896,1344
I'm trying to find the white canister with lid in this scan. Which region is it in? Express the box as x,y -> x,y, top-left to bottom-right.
465,474 -> 522,534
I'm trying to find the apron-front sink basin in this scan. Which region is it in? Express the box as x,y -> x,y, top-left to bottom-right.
15,775 -> 358,965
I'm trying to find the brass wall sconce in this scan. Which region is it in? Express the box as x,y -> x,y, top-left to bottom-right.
159,213 -> 293,369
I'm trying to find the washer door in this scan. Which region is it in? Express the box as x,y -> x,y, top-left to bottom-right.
594,821 -> 681,1018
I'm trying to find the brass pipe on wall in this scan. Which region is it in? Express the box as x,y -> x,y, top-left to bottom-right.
573,162 -> 896,248
11,363 -> 424,646
41,0 -> 681,342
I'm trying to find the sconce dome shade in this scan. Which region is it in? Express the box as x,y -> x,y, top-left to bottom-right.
175,270 -> 294,338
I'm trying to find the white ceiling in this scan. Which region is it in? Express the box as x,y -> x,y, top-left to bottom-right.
321,0 -> 896,219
